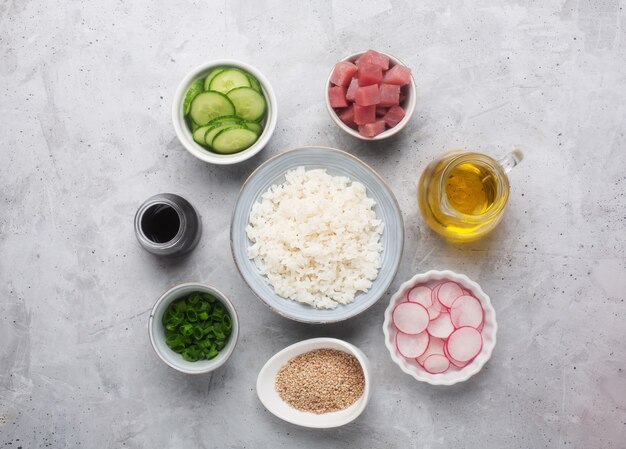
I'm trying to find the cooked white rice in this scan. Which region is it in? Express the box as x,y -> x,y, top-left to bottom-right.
246,167 -> 383,309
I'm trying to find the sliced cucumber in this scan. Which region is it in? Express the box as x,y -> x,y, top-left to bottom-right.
189,120 -> 201,132
209,68 -> 251,94
184,79 -> 205,115
211,127 -> 258,154
226,87 -> 266,121
207,115 -> 243,126
246,74 -> 262,93
193,125 -> 212,145
243,121 -> 263,135
203,67 -> 226,91
204,124 -> 240,147
189,91 -> 235,126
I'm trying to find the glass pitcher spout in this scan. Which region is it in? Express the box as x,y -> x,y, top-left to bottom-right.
498,148 -> 524,174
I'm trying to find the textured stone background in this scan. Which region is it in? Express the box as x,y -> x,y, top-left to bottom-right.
1,0 -> 625,447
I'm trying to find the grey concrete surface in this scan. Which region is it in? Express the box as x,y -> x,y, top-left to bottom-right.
1,0 -> 625,447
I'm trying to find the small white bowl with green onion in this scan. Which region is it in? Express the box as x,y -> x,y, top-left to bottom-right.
148,282 -> 239,374
172,60 -> 278,165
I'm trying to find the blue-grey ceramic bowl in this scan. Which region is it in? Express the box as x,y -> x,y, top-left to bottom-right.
230,146 -> 404,323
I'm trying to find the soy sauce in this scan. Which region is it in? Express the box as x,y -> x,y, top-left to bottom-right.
134,193 -> 202,256
141,204 -> 180,243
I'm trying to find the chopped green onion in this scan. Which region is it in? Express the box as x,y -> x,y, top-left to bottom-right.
162,291 -> 233,362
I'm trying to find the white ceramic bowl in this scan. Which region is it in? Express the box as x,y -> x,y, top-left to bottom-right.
325,50 -> 417,141
256,338 -> 372,428
172,60 -> 278,165
148,282 -> 239,374
382,270 -> 497,385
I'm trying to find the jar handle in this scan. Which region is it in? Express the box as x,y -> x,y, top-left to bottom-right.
498,148 -> 524,174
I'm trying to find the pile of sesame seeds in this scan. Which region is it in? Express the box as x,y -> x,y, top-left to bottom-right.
275,349 -> 365,414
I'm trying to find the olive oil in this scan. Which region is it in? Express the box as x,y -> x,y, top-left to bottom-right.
417,152 -> 519,241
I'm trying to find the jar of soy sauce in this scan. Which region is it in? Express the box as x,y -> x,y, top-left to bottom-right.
134,193 -> 201,256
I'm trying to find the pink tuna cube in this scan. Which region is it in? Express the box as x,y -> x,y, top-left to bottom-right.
382,64 -> 412,86
329,86 -> 348,108
354,104 -> 376,125
383,105 -> 406,128
359,120 -> 387,137
338,105 -> 357,129
378,83 -> 401,106
345,78 -> 359,102
330,61 -> 358,87
376,106 -> 388,117
355,84 -> 380,106
356,50 -> 390,70
357,62 -> 383,86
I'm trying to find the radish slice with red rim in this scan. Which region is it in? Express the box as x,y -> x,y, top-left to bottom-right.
408,286 -> 433,308
430,283 -> 443,307
427,300 -> 445,320
416,337 -> 445,365
427,311 -> 455,339
392,302 -> 430,334
436,281 -> 464,308
396,331 -> 429,358
423,354 -> 450,374
447,327 -> 483,362
450,295 -> 484,329
444,342 -> 471,368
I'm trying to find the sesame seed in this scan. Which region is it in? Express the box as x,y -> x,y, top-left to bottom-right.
275,349 -> 365,414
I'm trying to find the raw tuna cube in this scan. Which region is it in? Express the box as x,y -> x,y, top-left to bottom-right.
378,83 -> 401,106
355,84 -> 380,106
329,86 -> 348,108
383,64 -> 412,86
359,120 -> 386,137
376,106 -> 388,117
357,62 -> 383,86
338,105 -> 357,129
354,104 -> 376,125
345,78 -> 359,102
330,61 -> 358,87
356,50 -> 390,70
383,105 -> 405,128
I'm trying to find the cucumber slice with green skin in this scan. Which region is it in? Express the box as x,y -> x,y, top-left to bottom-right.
203,67 -> 226,91
190,120 -> 201,132
209,68 -> 251,94
211,127 -> 258,154
204,124 -> 240,147
189,91 -> 235,126
193,125 -> 212,145
226,87 -> 266,121
243,121 -> 263,135
246,74 -> 262,93
184,79 -> 205,115
207,115 -> 243,126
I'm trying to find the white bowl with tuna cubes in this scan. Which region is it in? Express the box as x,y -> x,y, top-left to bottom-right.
325,50 -> 416,140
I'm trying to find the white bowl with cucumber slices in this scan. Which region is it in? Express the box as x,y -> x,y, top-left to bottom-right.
173,60 -> 278,165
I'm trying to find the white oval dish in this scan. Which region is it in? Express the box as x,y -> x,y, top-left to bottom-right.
172,59 -> 278,165
382,270 -> 497,385
256,338 -> 371,428
324,50 -> 417,141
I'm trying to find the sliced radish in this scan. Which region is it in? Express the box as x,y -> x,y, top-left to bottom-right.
430,283 -> 443,306
396,331 -> 429,358
447,327 -> 483,362
436,281 -> 464,308
408,286 -> 433,308
416,337 -> 445,365
450,295 -> 484,329
444,342 -> 470,368
427,311 -> 455,339
427,300 -> 445,320
423,354 -> 450,374
392,302 -> 430,334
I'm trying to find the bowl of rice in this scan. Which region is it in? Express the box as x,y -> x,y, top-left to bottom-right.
230,146 -> 404,323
